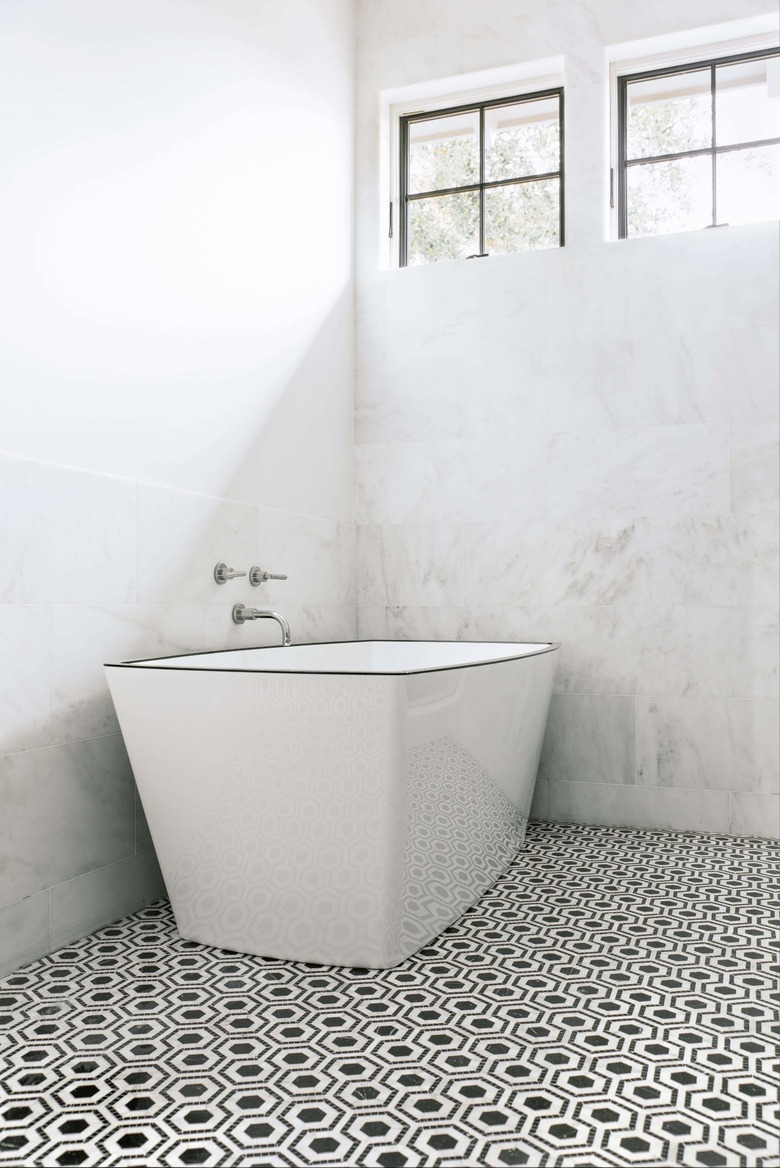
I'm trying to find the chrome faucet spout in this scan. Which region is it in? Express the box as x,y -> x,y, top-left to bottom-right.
232,604 -> 291,645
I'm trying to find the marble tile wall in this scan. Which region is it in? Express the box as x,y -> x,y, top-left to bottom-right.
354,0 -> 779,840
0,451 -> 356,976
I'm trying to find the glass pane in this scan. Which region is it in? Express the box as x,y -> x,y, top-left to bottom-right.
484,96 -> 560,181
407,110 -> 479,194
407,191 -> 480,266
626,155 -> 712,237
485,179 -> 560,254
626,69 -> 711,159
717,144 -> 780,225
716,57 -> 780,147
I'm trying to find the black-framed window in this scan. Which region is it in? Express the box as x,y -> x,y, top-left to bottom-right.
617,48 -> 780,238
399,89 -> 564,267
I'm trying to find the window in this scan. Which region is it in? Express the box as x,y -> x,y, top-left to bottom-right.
617,48 -> 780,238
399,89 -> 564,267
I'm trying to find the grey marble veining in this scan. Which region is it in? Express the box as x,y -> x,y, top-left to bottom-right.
636,515 -> 779,607
464,518 -> 635,607
385,605 -> 548,643
0,605 -> 51,755
635,328 -> 780,425
547,780 -> 731,835
530,340 -> 635,433
136,482 -> 257,605
731,607 -> 780,701
357,524 -> 463,606
255,508 -> 356,606
635,607 -> 730,699
50,605 -> 207,745
548,425 -> 730,519
0,735 -> 135,907
637,697 -> 779,794
539,693 -> 635,787
730,419 -> 780,516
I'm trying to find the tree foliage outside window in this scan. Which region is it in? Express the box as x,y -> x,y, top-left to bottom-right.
620,50 -> 780,238
400,92 -> 563,267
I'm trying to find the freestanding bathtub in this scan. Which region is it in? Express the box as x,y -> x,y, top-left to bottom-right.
106,639 -> 559,969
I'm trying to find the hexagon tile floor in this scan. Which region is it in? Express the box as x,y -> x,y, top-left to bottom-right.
1,823 -> 778,1168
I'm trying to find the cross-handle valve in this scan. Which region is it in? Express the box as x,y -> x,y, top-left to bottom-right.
214,563 -> 247,585
249,566 -> 288,587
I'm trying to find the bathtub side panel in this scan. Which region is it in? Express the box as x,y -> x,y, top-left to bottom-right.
105,667 -> 405,967
394,651 -> 558,959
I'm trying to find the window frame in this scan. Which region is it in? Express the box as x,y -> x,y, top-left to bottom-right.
398,87 -> 565,268
616,46 -> 780,239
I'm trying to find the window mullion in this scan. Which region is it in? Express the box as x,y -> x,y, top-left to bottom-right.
711,62 -> 717,226
479,104 -> 486,254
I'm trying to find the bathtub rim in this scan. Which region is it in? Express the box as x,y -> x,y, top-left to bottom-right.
104,638 -> 561,677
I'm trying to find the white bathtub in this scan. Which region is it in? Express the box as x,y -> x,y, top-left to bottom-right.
106,639 -> 559,968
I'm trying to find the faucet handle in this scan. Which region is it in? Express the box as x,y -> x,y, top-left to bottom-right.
249,566 -> 288,586
214,563 -> 247,585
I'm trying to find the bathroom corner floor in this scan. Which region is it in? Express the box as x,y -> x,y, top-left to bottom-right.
1,824 -> 778,1168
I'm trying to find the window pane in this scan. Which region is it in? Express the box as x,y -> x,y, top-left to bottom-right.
408,110 -> 480,194
485,179 -> 560,253
717,144 -> 780,225
626,69 -> 711,159
407,191 -> 480,265
626,155 -> 712,237
716,57 -> 780,147
484,96 -> 559,181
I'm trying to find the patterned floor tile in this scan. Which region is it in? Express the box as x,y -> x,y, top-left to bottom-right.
1,823 -> 778,1167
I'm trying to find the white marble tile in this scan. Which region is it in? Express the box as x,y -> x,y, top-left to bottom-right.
731,607 -> 780,701
136,482 -> 257,605
384,605 -> 548,643
50,852 -> 165,951
358,524 -> 463,606
51,604 -> 207,745
0,606 -> 51,755
0,735 -> 135,906
636,607 -> 730,698
636,516 -> 779,607
255,509 -> 356,606
538,342 -> 635,433
728,223 -> 780,332
557,251 -> 632,344
546,607 -> 639,695
461,433 -> 548,523
459,606 -> 548,642
0,891 -> 50,977
357,606 -> 387,640
730,792 -> 780,840
627,238 -> 732,341
355,355 -> 466,444
539,694 -> 635,786
547,781 -> 731,834
0,455 -> 136,604
548,425 -> 730,519
637,697 -> 779,794
731,420 -> 780,516
635,329 -> 780,426
355,441 -> 464,525
460,350 -> 548,440
464,518 -> 635,607
385,606 -> 468,641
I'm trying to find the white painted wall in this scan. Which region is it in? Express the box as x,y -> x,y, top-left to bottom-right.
354,0 -> 780,837
0,0 -> 355,517
0,0 -> 357,976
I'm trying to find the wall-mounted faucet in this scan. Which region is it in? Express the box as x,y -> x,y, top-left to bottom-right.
232,605 -> 291,646
249,566 -> 288,586
214,563 -> 247,585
